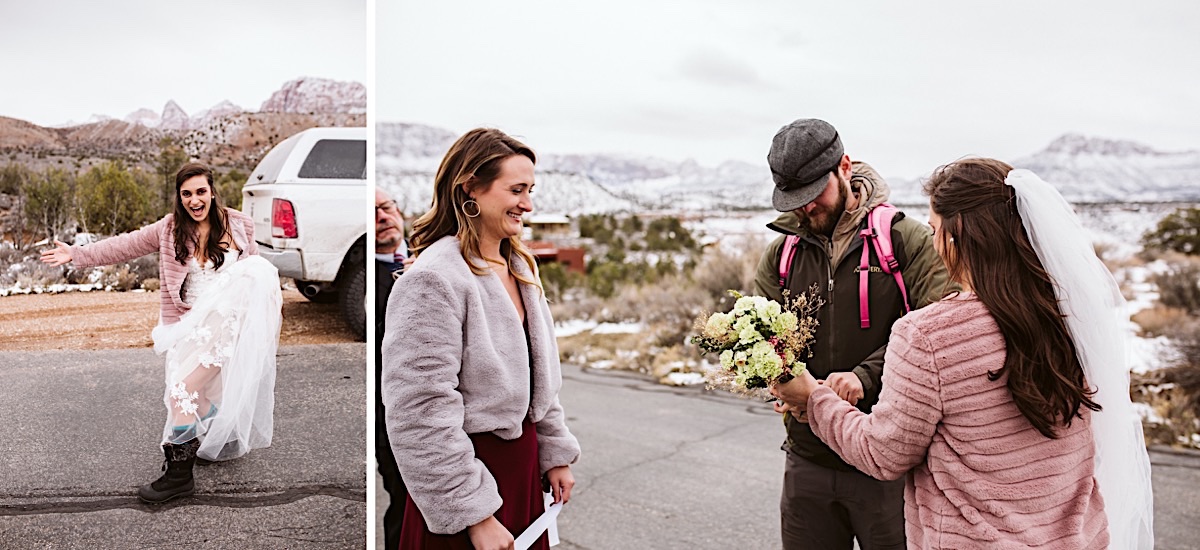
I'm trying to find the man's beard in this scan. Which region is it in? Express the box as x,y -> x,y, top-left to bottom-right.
376,225 -> 400,248
797,176 -> 848,237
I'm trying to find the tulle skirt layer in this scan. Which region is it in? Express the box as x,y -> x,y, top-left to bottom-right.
150,256 -> 282,461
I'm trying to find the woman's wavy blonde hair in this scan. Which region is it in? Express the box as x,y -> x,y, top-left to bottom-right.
409,128 -> 542,291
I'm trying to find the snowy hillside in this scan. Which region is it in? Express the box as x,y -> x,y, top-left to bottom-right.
259,77 -> 366,115
889,134 -> 1200,205
377,122 -> 774,214
379,122 -> 1199,214
378,165 -> 640,216
1013,134 -> 1200,203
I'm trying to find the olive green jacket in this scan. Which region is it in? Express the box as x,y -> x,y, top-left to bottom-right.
753,161 -> 954,470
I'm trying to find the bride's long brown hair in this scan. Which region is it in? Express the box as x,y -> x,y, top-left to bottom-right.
409,128 -> 541,289
924,158 -> 1099,438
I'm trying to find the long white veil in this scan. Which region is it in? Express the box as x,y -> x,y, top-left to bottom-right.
1006,169 -> 1154,549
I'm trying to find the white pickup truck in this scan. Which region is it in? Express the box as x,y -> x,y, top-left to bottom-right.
241,126 -> 367,340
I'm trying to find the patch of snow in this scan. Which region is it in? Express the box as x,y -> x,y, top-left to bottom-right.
664,371 -> 705,386
593,322 -> 644,335
1129,334 -> 1179,375
1132,402 -> 1164,425
0,282 -> 106,297
555,319 -> 598,338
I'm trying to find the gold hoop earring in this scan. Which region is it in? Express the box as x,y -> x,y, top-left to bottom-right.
462,199 -> 481,218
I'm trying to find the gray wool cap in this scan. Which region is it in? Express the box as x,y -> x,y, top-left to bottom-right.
767,119 -> 844,212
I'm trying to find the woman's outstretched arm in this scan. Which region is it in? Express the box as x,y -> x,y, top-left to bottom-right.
45,217 -> 168,268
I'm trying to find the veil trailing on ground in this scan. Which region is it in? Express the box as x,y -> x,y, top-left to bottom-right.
1005,169 -> 1154,549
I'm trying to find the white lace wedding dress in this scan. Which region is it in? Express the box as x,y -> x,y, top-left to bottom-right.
150,249 -> 282,461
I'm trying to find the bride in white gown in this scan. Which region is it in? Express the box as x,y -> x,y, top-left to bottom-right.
42,162 -> 281,504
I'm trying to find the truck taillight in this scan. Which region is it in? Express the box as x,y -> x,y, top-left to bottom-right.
272,199 -> 298,238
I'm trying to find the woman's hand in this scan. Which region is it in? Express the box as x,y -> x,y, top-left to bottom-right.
771,370 -> 821,409
544,465 -> 575,504
467,516 -> 515,550
40,240 -> 73,267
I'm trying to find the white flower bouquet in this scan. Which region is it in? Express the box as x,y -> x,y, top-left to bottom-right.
690,289 -> 820,397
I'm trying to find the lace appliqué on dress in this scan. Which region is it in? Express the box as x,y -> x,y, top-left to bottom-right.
170,381 -> 200,417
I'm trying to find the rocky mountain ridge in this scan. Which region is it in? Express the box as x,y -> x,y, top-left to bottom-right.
378,122 -> 1199,214
0,77 -> 365,170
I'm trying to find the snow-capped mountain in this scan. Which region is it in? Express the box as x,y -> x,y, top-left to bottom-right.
375,122 -> 457,170
376,124 -> 641,214
123,108 -> 160,128
51,114 -> 114,128
889,135 -> 1200,205
159,100 -> 190,131
1012,135 -> 1200,203
381,123 -> 1199,214
190,100 -> 244,129
259,77 -> 366,115
144,99 -> 246,131
376,122 -> 773,215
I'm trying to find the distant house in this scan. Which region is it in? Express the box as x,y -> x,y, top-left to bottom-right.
526,240 -> 586,274
526,214 -> 573,239
522,215 -> 585,274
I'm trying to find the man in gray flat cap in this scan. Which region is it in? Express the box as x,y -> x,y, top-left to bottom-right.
753,119 -> 952,550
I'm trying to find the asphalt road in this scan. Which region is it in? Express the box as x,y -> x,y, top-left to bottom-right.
0,344 -> 366,550
377,363 -> 1200,549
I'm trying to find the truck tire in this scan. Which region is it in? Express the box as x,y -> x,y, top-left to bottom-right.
338,260 -> 366,341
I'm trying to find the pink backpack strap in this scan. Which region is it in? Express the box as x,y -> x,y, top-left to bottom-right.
858,203 -> 911,328
778,235 -> 802,288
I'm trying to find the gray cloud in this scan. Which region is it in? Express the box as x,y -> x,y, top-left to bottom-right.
678,48 -> 771,89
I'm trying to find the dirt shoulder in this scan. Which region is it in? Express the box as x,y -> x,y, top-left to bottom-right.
0,288 -> 358,350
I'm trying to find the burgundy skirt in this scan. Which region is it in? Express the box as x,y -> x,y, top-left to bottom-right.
398,418 -> 548,550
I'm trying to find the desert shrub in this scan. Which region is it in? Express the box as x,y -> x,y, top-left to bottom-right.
1143,206 -> 1200,255
586,262 -> 624,299
1154,257 -> 1200,314
1134,372 -> 1200,448
1133,306 -> 1192,338
126,254 -> 159,283
1132,310 -> 1200,448
608,277 -> 713,345
548,291 -> 604,323
0,242 -> 23,266
538,261 -> 582,303
101,265 -> 140,291
3,253 -> 65,288
1159,318 -> 1200,416
141,278 -> 161,291
690,241 -> 762,312
645,217 -> 696,252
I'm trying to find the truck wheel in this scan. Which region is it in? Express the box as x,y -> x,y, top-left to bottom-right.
338,261 -> 366,341
297,280 -> 338,303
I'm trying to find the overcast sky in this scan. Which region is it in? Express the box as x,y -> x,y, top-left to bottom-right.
376,0 -> 1199,179
1,0 -> 365,127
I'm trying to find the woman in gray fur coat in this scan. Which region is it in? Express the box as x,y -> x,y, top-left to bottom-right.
381,128 -> 581,550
